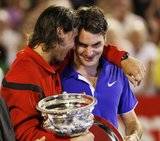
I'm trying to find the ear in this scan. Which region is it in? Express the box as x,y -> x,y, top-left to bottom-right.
57,27 -> 65,38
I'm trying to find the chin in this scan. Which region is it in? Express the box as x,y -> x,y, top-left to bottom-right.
82,62 -> 96,67
57,57 -> 65,62
52,57 -> 65,64
83,59 -> 100,66
56,54 -> 66,61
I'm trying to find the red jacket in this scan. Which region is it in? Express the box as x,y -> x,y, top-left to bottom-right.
1,45 -> 126,141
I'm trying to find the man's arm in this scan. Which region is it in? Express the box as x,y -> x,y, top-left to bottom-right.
103,44 -> 146,86
121,111 -> 143,141
1,86 -> 70,141
121,57 -> 146,87
70,132 -> 94,141
35,133 -> 94,141
35,136 -> 46,141
1,84 -> 95,141
103,44 -> 126,67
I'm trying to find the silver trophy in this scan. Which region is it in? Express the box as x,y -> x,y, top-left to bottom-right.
37,93 -> 97,137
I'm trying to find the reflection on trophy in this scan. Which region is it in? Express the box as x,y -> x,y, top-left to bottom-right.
37,93 -> 97,137
37,92 -> 124,141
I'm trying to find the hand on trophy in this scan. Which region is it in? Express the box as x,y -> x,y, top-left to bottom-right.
70,132 -> 94,141
35,136 -> 46,141
124,133 -> 140,141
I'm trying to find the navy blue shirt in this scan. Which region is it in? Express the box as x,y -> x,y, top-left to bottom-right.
61,59 -> 137,127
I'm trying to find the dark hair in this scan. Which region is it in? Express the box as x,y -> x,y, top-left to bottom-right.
76,6 -> 108,36
28,6 -> 78,51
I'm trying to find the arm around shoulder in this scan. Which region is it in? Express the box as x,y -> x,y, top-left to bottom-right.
102,44 -> 127,67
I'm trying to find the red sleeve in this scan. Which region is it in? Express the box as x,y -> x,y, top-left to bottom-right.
103,44 -> 127,67
1,86 -> 70,141
1,61 -> 70,141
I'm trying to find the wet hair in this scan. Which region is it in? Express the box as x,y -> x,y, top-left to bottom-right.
28,6 -> 79,51
76,6 -> 108,36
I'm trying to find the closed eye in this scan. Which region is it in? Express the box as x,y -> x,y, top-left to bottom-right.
92,42 -> 101,48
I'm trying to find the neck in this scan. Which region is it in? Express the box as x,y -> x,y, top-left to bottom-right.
33,44 -> 52,63
74,60 -> 99,88
79,66 -> 98,77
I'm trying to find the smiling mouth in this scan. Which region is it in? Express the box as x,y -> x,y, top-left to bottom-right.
83,57 -> 94,62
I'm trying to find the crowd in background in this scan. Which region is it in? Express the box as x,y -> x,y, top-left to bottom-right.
0,0 -> 159,95
0,0 -> 160,141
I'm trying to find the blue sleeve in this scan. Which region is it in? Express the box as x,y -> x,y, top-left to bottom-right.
118,72 -> 138,114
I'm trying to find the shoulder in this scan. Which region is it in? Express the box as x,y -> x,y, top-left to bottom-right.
5,55 -> 40,83
100,58 -> 128,83
101,58 -> 123,74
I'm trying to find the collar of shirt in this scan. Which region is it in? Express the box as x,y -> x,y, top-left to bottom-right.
62,58 -> 109,96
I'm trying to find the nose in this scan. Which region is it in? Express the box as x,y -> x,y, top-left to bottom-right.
85,46 -> 94,57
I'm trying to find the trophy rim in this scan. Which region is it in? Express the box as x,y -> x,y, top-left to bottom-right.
36,93 -> 97,114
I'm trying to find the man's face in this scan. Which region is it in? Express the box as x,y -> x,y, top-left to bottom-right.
52,29 -> 77,62
75,29 -> 105,67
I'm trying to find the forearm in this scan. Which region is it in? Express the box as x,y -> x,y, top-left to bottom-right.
15,122 -> 70,141
10,104 -> 70,141
1,89 -> 70,141
121,111 -> 143,141
124,119 -> 143,141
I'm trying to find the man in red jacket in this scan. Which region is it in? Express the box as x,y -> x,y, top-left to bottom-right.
1,5 -> 145,141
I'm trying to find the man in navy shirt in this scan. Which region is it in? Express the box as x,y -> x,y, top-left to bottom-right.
61,6 -> 143,141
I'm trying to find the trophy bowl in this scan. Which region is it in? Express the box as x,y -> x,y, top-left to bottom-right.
37,93 -> 97,137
